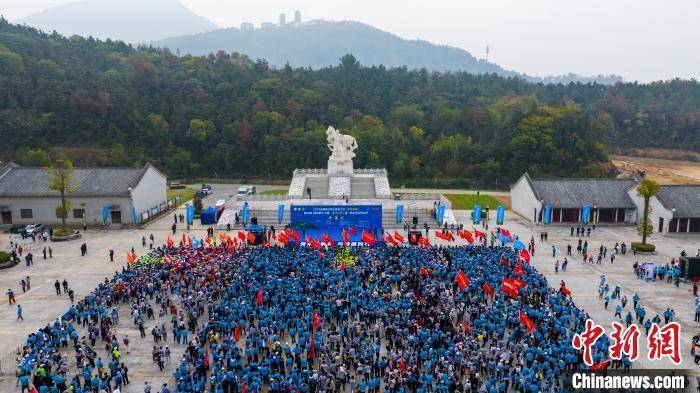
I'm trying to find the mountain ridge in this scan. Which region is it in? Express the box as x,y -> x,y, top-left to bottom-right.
153,19 -> 623,85
16,0 -> 218,43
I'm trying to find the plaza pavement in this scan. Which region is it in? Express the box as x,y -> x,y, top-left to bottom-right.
0,196 -> 697,391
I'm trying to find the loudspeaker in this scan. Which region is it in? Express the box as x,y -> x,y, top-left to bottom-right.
409,231 -> 422,245
412,216 -> 418,225
251,217 -> 258,225
680,256 -> 700,281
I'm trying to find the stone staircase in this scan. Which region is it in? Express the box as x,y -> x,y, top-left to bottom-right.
304,176 -> 329,199
351,176 -> 376,198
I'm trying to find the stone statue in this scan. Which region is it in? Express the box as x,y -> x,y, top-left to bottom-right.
326,126 -> 358,160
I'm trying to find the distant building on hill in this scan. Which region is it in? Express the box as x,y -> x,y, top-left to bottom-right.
279,13 -> 286,26
240,22 -> 254,31
260,22 -> 275,29
294,10 -> 302,24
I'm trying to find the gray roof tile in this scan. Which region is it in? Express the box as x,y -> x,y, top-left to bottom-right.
530,177 -> 637,209
0,164 -> 150,197
655,185 -> 700,218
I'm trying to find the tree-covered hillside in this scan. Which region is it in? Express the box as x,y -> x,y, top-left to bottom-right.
1,19 -> 699,187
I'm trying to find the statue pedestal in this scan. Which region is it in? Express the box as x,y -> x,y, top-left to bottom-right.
328,158 -> 353,175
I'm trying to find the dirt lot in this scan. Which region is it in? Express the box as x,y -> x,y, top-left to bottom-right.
611,155 -> 700,184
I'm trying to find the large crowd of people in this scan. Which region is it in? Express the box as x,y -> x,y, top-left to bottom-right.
9,230 -> 619,393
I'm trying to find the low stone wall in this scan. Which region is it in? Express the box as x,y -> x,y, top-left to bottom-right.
50,233 -> 82,242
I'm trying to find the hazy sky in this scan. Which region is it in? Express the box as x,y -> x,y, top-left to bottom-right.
4,0 -> 700,82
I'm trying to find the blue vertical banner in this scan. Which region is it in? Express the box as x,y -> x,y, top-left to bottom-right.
277,204 -> 285,224
581,204 -> 591,224
242,203 -> 250,224
496,205 -> 505,225
544,204 -> 552,224
186,204 -> 194,225
472,205 -> 482,224
132,207 -> 138,223
102,204 -> 109,223
437,205 -> 445,225
396,204 -> 404,223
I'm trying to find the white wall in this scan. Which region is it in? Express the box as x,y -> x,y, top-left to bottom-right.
0,196 -> 132,226
510,175 -> 542,222
131,165 -> 167,222
627,188 -> 673,232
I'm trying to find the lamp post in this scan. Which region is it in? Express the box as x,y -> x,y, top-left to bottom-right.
128,187 -> 135,227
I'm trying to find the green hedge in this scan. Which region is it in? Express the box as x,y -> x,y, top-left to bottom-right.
52,229 -> 78,237
631,242 -> 656,252
0,251 -> 11,263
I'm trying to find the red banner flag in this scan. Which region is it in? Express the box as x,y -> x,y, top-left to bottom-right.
463,230 -> 474,243
459,320 -> 472,334
342,229 -> 350,245
237,231 -> 246,240
234,324 -> 241,342
519,311 -> 535,333
339,262 -> 346,271
474,228 -> 486,239
166,236 -> 174,247
500,256 -> 510,268
512,277 -> 524,289
394,231 -> 405,243
482,282 -> 494,297
313,312 -> 321,331
290,230 -> 301,242
247,232 -> 256,244
348,227 -> 358,235
309,335 -> 315,360
455,270 -> 470,290
519,248 -> 531,263
589,360 -> 611,371
164,254 -> 173,264
419,267 -> 430,277
561,282 -> 572,297
361,230 -> 376,246
399,356 -> 406,373
501,278 -> 519,297
514,260 -> 525,275
256,287 -> 263,306
387,234 -> 398,246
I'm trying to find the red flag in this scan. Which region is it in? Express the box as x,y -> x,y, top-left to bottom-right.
181,233 -> 186,245
519,311 -> 535,333
561,282 -> 572,297
256,287 -> 263,306
309,335 -> 315,360
482,282 -> 494,297
589,360 -> 611,370
394,231 -> 405,243
361,230 -> 376,246
247,232 -> 256,244
348,227 -> 358,235
205,236 -> 211,245
519,248 -> 531,263
278,232 -> 289,245
263,241 -> 270,247
242,381 -> 247,393
418,236 -> 431,247
234,324 -> 240,342
187,237 -> 192,248
514,260 -> 525,275
512,277 -> 524,289
463,231 -> 474,243
455,271 -> 470,290
500,256 -> 510,268
459,320 -> 472,334
271,232 -> 276,239
387,234 -> 398,246
290,230 -> 301,242
339,262 -> 346,271
501,278 -> 519,297
419,267 -> 430,277
474,228 -> 486,239
500,228 -> 511,237
164,254 -> 173,264
313,312 -> 321,331
166,235 -> 174,247
317,251 -> 326,259
399,356 -> 406,373
342,229 -> 350,245
237,231 -> 246,240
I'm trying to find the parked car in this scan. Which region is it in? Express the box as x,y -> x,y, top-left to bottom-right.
25,223 -> 43,235
236,186 -> 251,200
169,182 -> 186,189
247,186 -> 256,195
201,184 -> 213,195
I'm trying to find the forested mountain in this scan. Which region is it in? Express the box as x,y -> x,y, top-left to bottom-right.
16,0 -> 217,43
1,20 -> 699,188
154,20 -> 622,85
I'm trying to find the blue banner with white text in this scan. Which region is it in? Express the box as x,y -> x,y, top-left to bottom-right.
496,205 -> 505,225
544,205 -> 552,224
581,204 -> 591,224
290,205 -> 382,230
437,205 -> 445,225
278,204 -> 285,224
473,205 -> 482,224
396,204 -> 404,223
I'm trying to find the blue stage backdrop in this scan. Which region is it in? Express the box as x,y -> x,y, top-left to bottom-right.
291,205 -> 382,230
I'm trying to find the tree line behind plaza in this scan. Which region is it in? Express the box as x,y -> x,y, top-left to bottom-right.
1,18 -> 699,187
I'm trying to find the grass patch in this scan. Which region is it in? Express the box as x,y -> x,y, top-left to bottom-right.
52,229 -> 78,236
261,189 -> 288,195
631,242 -> 656,252
167,188 -> 195,204
0,251 -> 10,263
445,194 -> 502,210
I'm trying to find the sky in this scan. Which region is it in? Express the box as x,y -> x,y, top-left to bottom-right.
4,0 -> 700,82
